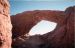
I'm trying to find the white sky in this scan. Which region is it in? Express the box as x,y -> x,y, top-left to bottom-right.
29,20 -> 57,36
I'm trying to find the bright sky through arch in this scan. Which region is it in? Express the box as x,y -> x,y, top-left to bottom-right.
29,20 -> 57,36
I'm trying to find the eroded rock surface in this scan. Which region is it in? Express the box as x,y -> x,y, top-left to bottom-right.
11,6 -> 75,48
11,10 -> 65,38
0,0 -> 12,48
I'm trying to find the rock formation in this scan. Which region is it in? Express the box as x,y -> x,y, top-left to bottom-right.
11,6 -> 75,48
0,0 -> 12,48
12,35 -> 50,48
11,10 -> 65,38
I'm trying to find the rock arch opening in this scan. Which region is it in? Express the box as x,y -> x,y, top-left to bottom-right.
29,20 -> 57,36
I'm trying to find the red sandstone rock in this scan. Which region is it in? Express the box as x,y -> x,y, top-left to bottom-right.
45,6 -> 75,48
0,0 -> 12,48
11,10 -> 65,38
11,6 -> 74,48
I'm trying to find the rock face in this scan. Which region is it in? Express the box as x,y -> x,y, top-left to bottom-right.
12,35 -> 49,48
11,6 -> 74,48
11,10 -> 65,38
48,6 -> 74,48
44,6 -> 75,48
0,0 -> 12,48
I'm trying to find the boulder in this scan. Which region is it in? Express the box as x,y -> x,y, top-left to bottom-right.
0,0 -> 12,48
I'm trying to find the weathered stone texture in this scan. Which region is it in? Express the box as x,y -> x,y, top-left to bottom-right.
0,0 -> 12,48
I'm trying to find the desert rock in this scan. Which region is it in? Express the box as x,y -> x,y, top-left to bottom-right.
11,6 -> 74,48
0,0 -> 12,48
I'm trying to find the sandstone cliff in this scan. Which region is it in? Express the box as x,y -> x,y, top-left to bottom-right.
11,6 -> 75,48
45,6 -> 75,48
0,0 -> 12,48
11,10 -> 65,38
